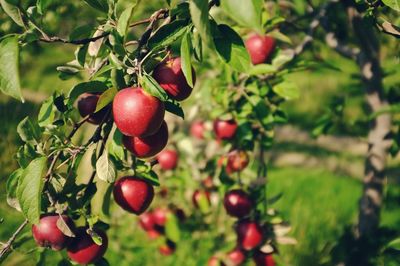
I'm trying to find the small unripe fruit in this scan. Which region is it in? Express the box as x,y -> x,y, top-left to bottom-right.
139,212 -> 155,231
227,248 -> 246,266
224,189 -> 252,218
153,57 -> 195,101
245,34 -> 276,65
192,189 -> 211,209
113,87 -> 165,137
113,176 -> 154,215
253,252 -> 275,266
32,214 -> 74,251
67,228 -> 108,265
157,149 -> 178,170
227,150 -> 249,172
213,119 -> 237,140
236,221 -> 263,251
190,121 -> 206,139
77,93 -> 109,125
122,121 -> 168,158
159,240 -> 176,256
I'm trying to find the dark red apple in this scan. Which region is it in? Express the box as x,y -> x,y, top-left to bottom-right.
67,227 -> 108,265
157,149 -> 178,170
113,87 -> 165,137
159,240 -> 176,256
227,248 -> 246,266
139,212 -> 155,231
122,121 -> 168,158
113,176 -> 154,215
236,221 -> 263,251
77,93 -> 109,124
253,252 -> 275,266
152,207 -> 168,227
213,119 -> 237,140
223,189 -> 252,218
190,121 -> 206,139
153,57 -> 195,101
192,189 -> 211,209
227,150 -> 249,172
245,34 -> 276,65
32,214 -> 74,251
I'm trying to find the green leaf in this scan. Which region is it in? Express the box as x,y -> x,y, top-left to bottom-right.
165,101 -> 184,119
382,0 -> 400,11
36,0 -> 52,14
68,81 -> 108,105
197,191 -> 210,214
0,0 -> 24,26
180,31 -> 194,87
6,168 -> 23,211
56,216 -> 75,237
140,73 -> 168,101
117,4 -> 135,38
165,212 -> 181,242
17,116 -> 42,143
147,20 -> 189,51
189,0 -> 213,45
214,24 -> 250,72
220,0 -> 263,31
96,150 -> 116,183
137,170 -> 160,186
17,157 -> 47,224
0,35 -> 23,101
38,96 -> 55,127
273,80 -> 300,100
247,64 -> 276,76
69,25 -> 93,41
95,87 -> 116,112
111,69 -> 127,89
386,238 -> 400,251
83,0 -> 108,13
108,128 -> 125,161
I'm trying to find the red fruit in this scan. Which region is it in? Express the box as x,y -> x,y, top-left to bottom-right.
245,34 -> 276,65
112,87 -> 165,137
67,228 -> 108,265
139,212 -> 155,231
77,93 -> 109,124
152,207 -> 168,227
213,119 -> 237,140
224,189 -> 252,218
113,176 -> 154,215
159,240 -> 176,256
202,176 -> 214,189
227,150 -> 249,172
253,252 -> 275,266
157,149 -> 178,170
122,121 -> 168,158
236,221 -> 263,251
192,190 -> 211,208
227,248 -> 246,266
147,229 -> 161,239
208,256 -> 222,266
32,214 -> 74,251
153,57 -> 195,101
190,121 -> 206,139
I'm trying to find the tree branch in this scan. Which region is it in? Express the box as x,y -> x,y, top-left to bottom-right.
39,32 -> 110,45
0,219 -> 29,258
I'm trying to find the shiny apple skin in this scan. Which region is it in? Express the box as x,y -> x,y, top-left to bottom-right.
213,119 -> 238,140
227,150 -> 249,172
245,34 -> 276,65
236,221 -> 263,251
223,189 -> 252,218
227,248 -> 246,265
190,121 -> 206,139
157,149 -> 178,170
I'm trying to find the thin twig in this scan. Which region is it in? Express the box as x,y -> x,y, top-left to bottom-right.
0,219 -> 29,258
39,32 -> 110,45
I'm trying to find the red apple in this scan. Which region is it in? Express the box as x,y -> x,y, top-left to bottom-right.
192,190 -> 211,209
236,221 -> 263,251
113,176 -> 154,215
152,207 -> 168,227
147,229 -> 161,239
224,189 -> 252,218
32,214 -> 74,251
67,228 -> 108,265
208,256 -> 225,266
245,34 -> 276,65
159,240 -> 176,256
227,248 -> 246,266
77,93 -> 109,124
213,119 -> 237,140
153,57 -> 195,101
122,121 -> 168,158
157,149 -> 178,170
139,212 -> 155,231
113,87 -> 165,137
190,121 -> 206,139
202,176 -> 214,190
227,150 -> 249,172
253,252 -> 275,266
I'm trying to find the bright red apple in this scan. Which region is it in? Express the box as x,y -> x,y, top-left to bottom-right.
245,34 -> 276,65
32,214 -> 74,251
190,121 -> 206,139
213,119 -> 237,140
236,221 -> 263,251
113,87 -> 165,137
67,227 -> 108,265
77,93 -> 109,124
157,149 -> 178,170
113,176 -> 154,215
224,189 -> 252,218
227,248 -> 246,266
227,150 -> 249,172
122,121 -> 168,158
139,212 -> 155,231
159,240 -> 176,256
253,251 -> 275,266
153,57 -> 195,101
